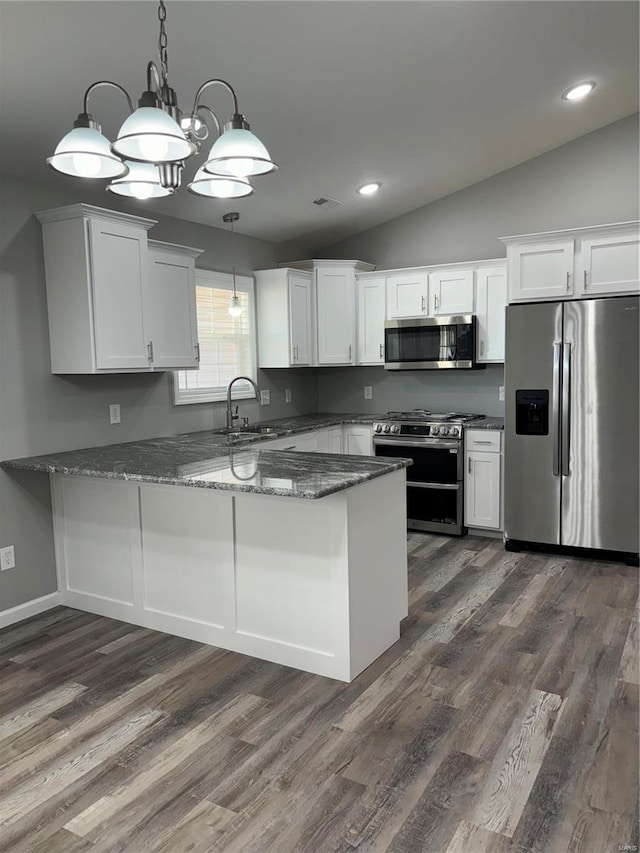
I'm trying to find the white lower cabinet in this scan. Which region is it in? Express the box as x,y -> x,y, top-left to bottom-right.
464,430 -> 502,531
343,426 -> 373,456
260,432 -> 319,452
326,426 -> 343,454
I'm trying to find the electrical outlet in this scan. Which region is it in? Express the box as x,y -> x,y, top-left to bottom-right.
109,403 -> 121,424
1,546 -> 15,571
499,386 -> 505,402
364,386 -> 373,400
260,389 -> 271,405
285,388 -> 292,404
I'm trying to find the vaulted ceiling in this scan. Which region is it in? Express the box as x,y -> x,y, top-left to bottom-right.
1,1 -> 637,248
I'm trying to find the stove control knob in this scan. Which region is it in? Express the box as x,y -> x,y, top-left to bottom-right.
383,424 -> 391,433
431,425 -> 441,436
373,423 -> 380,433
391,424 -> 400,434
448,426 -> 459,437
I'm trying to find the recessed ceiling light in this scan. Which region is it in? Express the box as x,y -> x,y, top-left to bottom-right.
357,182 -> 381,196
562,81 -> 596,102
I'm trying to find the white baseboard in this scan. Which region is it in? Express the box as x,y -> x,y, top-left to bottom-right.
0,592 -> 62,629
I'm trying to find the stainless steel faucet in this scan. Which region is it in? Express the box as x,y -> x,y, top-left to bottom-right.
226,376 -> 259,430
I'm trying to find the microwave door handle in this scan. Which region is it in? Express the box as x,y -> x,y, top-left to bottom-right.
561,343 -> 571,476
552,343 -> 561,476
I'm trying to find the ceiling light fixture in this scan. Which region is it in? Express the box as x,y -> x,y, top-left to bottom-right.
224,212 -> 243,318
561,81 -> 596,102
357,182 -> 381,196
47,1 -> 277,199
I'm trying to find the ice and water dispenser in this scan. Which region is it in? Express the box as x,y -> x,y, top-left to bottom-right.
515,390 -> 549,435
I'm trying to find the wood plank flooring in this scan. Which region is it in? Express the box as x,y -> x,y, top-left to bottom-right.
0,533 -> 638,852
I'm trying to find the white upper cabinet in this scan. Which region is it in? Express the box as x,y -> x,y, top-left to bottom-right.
36,205 -> 203,374
386,270 -> 429,318
315,265 -> 357,365
503,222 -> 640,303
146,241 -> 201,370
579,231 -> 640,296
88,216 -> 151,370
475,266 -> 507,363
356,275 -> 386,365
507,239 -> 574,302
430,269 -> 474,315
255,268 -> 313,368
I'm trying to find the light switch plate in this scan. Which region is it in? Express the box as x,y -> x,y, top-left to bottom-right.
285,389 -> 292,404
364,386 -> 373,400
109,403 -> 121,424
260,390 -> 271,405
499,386 -> 505,402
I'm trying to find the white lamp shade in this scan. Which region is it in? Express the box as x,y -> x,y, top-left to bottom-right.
112,107 -> 193,163
107,161 -> 172,198
187,166 -> 254,198
47,126 -> 127,179
228,294 -> 243,317
204,128 -> 277,178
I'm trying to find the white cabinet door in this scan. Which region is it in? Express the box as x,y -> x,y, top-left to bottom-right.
261,432 -> 318,452
431,269 -> 474,315
316,267 -> 355,364
89,218 -> 150,370
476,267 -> 507,362
288,273 -> 312,365
386,272 -> 428,318
146,246 -> 199,369
579,232 -> 640,297
357,276 -> 386,364
327,427 -> 343,454
343,426 -> 373,456
508,239 -> 574,303
465,450 -> 501,529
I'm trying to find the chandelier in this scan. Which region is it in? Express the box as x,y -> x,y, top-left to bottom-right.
46,0 -> 277,200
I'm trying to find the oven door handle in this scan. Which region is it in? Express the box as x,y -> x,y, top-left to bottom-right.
373,437 -> 460,450
407,481 -> 460,491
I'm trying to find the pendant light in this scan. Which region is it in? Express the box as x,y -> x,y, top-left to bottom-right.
46,1 -> 276,197
223,212 -> 243,318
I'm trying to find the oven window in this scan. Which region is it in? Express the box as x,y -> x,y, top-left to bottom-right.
407,486 -> 458,526
385,323 -> 472,363
375,444 -> 459,484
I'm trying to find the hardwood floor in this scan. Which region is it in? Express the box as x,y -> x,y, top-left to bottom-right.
0,533 -> 638,852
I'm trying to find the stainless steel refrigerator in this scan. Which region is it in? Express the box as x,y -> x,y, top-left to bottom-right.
504,296 -> 639,562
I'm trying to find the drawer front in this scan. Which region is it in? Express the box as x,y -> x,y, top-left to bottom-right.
465,429 -> 501,453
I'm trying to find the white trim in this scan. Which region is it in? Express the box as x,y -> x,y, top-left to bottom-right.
35,203 -> 157,230
172,268 -> 258,406
500,220 -> 640,245
0,592 -> 61,629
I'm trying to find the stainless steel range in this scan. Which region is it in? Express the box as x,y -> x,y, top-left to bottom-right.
372,410 -> 483,535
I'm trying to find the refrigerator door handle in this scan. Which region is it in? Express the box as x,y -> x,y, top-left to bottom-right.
562,343 -> 571,476
552,343 -> 562,476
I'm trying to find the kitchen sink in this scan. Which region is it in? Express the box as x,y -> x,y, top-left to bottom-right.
218,426 -> 282,436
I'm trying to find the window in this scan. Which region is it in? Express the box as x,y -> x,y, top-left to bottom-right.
173,269 -> 257,405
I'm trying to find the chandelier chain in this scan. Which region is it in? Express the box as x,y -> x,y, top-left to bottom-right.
158,0 -> 169,85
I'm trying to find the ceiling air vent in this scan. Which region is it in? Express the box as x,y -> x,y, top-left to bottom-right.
313,196 -> 342,211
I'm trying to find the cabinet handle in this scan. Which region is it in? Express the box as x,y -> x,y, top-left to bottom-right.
293,344 -> 298,362
348,343 -> 352,360
195,342 -> 200,362
147,340 -> 154,362
468,457 -> 472,474
583,270 -> 588,291
283,445 -> 296,451
479,340 -> 485,357
566,272 -> 571,293
379,343 -> 384,359
434,294 -> 439,312
421,295 -> 426,312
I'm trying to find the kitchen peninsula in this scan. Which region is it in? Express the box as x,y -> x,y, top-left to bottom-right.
2,426 -> 410,681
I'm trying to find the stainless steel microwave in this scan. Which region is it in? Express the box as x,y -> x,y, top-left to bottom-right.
384,314 -> 483,370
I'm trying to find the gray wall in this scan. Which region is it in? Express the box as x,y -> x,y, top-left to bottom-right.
316,115 -> 639,415
0,172 -> 315,610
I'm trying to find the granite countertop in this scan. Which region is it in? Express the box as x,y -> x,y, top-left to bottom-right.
464,416 -> 504,430
1,421 -> 410,500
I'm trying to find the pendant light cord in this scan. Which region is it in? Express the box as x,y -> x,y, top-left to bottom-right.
158,1 -> 169,85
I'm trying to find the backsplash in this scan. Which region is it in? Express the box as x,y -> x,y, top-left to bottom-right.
316,364 -> 505,417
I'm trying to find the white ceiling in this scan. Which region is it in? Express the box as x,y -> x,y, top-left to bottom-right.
0,1 -> 638,249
